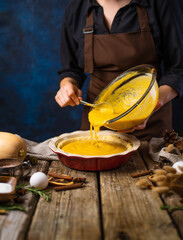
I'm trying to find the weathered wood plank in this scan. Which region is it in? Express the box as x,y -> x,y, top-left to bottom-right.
139,141 -> 183,239
28,161 -> 101,240
0,160 -> 49,240
100,151 -> 181,240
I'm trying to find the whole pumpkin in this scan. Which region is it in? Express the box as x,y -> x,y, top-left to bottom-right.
0,132 -> 27,161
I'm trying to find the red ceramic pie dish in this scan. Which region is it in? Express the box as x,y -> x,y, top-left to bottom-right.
49,130 -> 140,171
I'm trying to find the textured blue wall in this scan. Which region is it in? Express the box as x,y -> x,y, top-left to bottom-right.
0,0 -> 89,142
0,0 -> 182,142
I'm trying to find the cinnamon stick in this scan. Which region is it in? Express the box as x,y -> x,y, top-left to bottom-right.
131,170 -> 153,178
48,171 -> 73,181
73,177 -> 86,183
54,183 -> 84,191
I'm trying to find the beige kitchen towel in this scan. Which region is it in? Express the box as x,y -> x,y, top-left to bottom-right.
24,138 -> 59,161
149,137 -> 182,163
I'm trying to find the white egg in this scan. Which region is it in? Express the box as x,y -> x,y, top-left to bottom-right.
30,172 -> 48,189
172,161 -> 183,174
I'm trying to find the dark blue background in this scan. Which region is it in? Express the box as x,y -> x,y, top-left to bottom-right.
0,0 -> 182,142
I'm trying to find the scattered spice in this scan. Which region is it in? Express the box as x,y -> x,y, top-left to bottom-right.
14,195 -> 25,204
156,181 -> 168,187
153,169 -> 167,175
54,183 -> 84,191
73,177 -> 86,183
135,165 -> 183,196
132,137 -> 183,195
48,172 -> 73,181
26,186 -> 51,202
150,175 -> 167,182
48,177 -> 74,186
16,184 -> 51,202
133,130 -> 183,207
162,166 -> 176,174
165,144 -> 174,153
135,179 -> 152,189
131,170 -> 153,178
174,140 -> 183,152
48,172 -> 87,190
163,129 -> 183,154
163,129 -> 179,146
160,205 -> 183,211
0,209 -> 7,215
156,158 -> 173,168
152,186 -> 170,194
170,174 -> 183,196
166,173 -> 177,181
25,155 -> 38,165
16,188 -> 27,196
0,203 -> 25,211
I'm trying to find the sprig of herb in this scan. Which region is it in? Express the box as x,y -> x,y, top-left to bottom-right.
25,186 -> 51,202
160,205 -> 183,211
0,203 -> 25,211
16,183 -> 28,189
16,184 -> 51,202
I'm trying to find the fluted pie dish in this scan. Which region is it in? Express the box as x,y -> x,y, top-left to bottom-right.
49,130 -> 140,171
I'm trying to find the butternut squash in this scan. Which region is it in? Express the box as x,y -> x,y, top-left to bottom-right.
0,132 -> 27,160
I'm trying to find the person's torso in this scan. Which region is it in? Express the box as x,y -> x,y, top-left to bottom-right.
63,0 -> 163,73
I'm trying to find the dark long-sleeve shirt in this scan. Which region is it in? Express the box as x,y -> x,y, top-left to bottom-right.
58,0 -> 183,97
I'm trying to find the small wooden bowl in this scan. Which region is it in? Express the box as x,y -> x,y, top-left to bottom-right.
0,176 -> 17,202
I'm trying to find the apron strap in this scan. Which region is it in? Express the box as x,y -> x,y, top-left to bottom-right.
83,9 -> 94,73
136,5 -> 150,31
83,5 -> 150,73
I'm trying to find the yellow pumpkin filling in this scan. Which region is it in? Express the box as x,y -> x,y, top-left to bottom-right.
59,72 -> 156,156
58,135 -> 131,156
61,139 -> 126,156
89,73 -> 157,134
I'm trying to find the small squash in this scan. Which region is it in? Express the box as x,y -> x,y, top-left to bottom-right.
0,132 -> 27,161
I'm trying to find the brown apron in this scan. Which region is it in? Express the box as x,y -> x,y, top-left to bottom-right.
81,5 -> 172,140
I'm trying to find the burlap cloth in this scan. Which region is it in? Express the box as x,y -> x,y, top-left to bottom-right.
24,136 -> 183,163
149,137 -> 183,163
24,138 -> 58,161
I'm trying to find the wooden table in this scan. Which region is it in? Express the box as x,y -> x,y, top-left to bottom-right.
0,142 -> 183,240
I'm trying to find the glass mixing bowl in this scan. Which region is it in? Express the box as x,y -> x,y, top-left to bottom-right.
93,64 -> 159,130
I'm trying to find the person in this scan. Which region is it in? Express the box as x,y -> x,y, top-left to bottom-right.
55,0 -> 183,140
